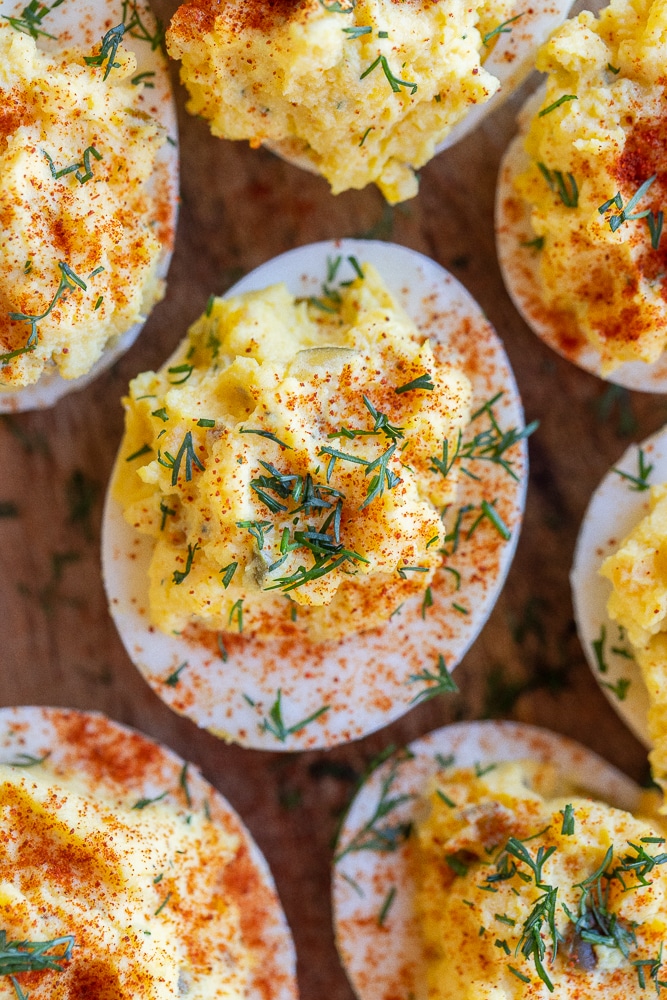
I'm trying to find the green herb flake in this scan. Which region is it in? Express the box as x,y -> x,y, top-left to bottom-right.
168,363 -> 194,385
154,892 -> 172,917
613,446 -> 653,491
3,262 -> 87,366
239,427 -> 292,450
229,598 -> 244,633
360,54 -> 417,95
4,751 -> 50,768
395,372 -> 434,394
220,562 -> 238,589
319,0 -> 356,10
446,853 -> 469,877
538,94 -> 577,117
173,542 -> 199,585
407,653 -> 458,704
421,586 -> 433,619
334,750 -> 414,862
132,69 -> 156,86
482,12 -> 524,45
538,163 -> 579,207
260,689 -> 330,742
179,762 -> 192,807
560,803 -> 575,835
165,431 -> 205,486
2,0 -> 61,40
343,24 -> 371,36
520,236 -> 545,250
592,624 -> 608,674
602,676 -> 631,700
164,661 -> 188,687
125,443 -> 152,462
0,930 -> 75,982
377,886 -> 397,926
599,175 -> 659,239
132,790 -> 168,809
75,145 -> 103,184
84,23 -> 126,80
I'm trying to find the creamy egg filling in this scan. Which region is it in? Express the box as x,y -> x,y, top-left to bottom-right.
167,0 -> 514,203
113,263 -> 472,642
415,761 -> 667,998
0,762 -> 249,1000
0,22 -> 165,387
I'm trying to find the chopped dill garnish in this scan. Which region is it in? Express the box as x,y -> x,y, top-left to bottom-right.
259,689 -> 330,742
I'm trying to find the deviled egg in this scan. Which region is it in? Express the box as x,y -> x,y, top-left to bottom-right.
496,0 -> 667,391
572,424 -> 667,790
102,240 -> 530,750
166,0 -> 574,204
0,705 -> 297,1000
0,0 -> 178,412
333,720 -> 654,1000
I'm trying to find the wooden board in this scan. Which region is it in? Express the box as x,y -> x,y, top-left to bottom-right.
0,6 -> 661,999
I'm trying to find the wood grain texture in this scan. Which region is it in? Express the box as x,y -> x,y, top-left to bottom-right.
0,9 -> 663,999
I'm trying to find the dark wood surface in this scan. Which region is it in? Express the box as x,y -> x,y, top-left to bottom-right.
0,8 -> 663,997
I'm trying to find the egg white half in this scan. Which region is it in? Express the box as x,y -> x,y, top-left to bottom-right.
102,239 -> 529,751
495,88 -> 667,393
333,719 -> 642,1000
0,0 -> 179,413
571,426 -> 667,747
0,704 -> 297,1000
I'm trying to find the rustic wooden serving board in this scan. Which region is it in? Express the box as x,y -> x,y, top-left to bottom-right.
0,4 -> 662,997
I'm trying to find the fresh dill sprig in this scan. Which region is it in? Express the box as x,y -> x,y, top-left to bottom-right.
259,689 -> 330,742
538,94 -> 577,117
172,542 -> 199,585
395,372 -> 434,393
3,262 -> 87,366
407,653 -> 458,704
430,392 -> 537,482
121,0 -> 166,52
239,427 -> 292,450
335,753 -> 414,862
2,0 -> 64,39
328,394 -> 404,442
84,23 -> 126,80
599,175 -> 658,235
538,163 -> 579,208
159,431 -> 205,486
0,931 -> 74,978
613,447 -> 653,491
43,145 -> 103,184
482,12 -> 524,45
360,54 -> 417,94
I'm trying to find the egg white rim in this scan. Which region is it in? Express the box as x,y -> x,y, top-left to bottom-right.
570,426 -> 667,748
0,0 -> 179,413
332,718 -> 642,1000
0,704 -> 298,1000
495,88 -> 667,393
102,238 -> 529,751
